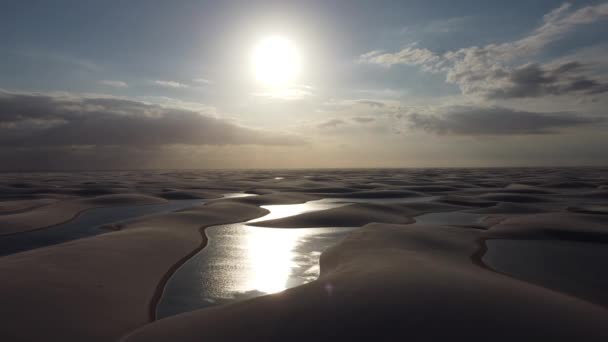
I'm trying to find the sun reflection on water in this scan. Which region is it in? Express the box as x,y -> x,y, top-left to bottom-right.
242,227 -> 309,294
158,200 -> 354,317
238,201 -> 344,293
247,201 -> 344,224
158,196 -> 434,317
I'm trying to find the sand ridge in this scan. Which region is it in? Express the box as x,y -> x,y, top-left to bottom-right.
0,198 -> 57,215
0,193 -> 169,235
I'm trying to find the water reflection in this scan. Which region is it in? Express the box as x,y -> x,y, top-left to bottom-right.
157,200 -> 353,318
158,195 -> 442,318
317,195 -> 438,204
157,224 -> 352,318
0,199 -> 205,256
221,193 -> 256,199
483,239 -> 608,307
243,227 -> 310,293
242,201 -> 346,294
247,201 -> 344,223
413,211 -> 487,227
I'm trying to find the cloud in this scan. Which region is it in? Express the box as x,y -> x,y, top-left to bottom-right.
134,96 -> 217,114
360,2 -> 608,99
359,46 -> 441,72
99,80 -> 128,88
403,106 -> 601,135
253,85 -> 313,100
193,78 -> 213,85
352,117 -> 376,123
0,90 -> 304,147
153,80 -> 189,88
485,62 -> 608,99
317,119 -> 346,129
356,100 -> 386,108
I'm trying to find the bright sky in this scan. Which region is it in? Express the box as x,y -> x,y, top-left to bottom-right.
0,0 -> 607,170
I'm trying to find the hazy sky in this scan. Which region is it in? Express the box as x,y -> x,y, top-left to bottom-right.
1,0 -> 607,170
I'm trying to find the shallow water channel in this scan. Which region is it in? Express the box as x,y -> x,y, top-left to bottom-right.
156,200 -> 354,318
0,199 -> 206,256
483,239 -> 608,307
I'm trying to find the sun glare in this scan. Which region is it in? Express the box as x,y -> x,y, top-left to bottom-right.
252,35 -> 300,87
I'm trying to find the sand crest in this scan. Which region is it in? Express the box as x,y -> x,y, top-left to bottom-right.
0,198 -> 57,215
0,194 -> 168,235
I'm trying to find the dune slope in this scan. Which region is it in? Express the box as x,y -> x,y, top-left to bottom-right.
0,201 -> 268,342
0,194 -> 168,235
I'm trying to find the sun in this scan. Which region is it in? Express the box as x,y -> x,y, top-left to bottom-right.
252,36 -> 300,87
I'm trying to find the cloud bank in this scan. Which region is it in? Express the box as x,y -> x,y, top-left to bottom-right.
403,106 -> 601,135
0,91 -> 303,147
485,62 -> 608,99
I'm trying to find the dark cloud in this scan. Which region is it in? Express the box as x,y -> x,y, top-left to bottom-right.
352,117 -> 376,123
317,119 -> 346,129
486,62 -> 608,99
356,100 -> 385,108
405,106 -> 602,135
0,91 -> 304,147
0,146 -> 159,171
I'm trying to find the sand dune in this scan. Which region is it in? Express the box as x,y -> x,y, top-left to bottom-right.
121,223 -> 608,342
438,195 -> 497,207
503,184 -> 555,194
568,190 -> 608,199
284,186 -> 361,193
155,190 -> 221,200
542,181 -> 598,189
0,168 -> 606,341
0,194 -> 167,235
0,198 -> 57,215
218,192 -> 319,206
567,205 -> 608,215
249,203 -> 415,228
0,200 -> 268,342
477,193 -> 552,203
322,189 -> 424,198
466,202 -> 548,214
401,185 -> 459,192
398,201 -> 468,215
485,212 -> 608,242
